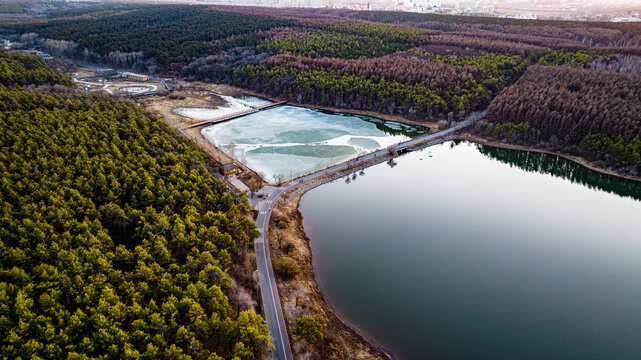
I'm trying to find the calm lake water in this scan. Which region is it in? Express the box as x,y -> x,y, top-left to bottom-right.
299,141 -> 641,360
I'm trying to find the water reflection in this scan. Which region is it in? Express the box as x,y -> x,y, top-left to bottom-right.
476,144 -> 641,201
386,159 -> 398,168
300,141 -> 641,360
313,107 -> 427,138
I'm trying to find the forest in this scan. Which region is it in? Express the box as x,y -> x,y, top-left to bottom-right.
0,5 -> 640,358
2,4 -> 641,168
5,5 -> 641,69
350,10 -> 641,39
0,4 -> 23,14
483,65 -> 641,170
6,6 -> 292,66
0,51 -> 71,86
231,51 -> 518,118
0,52 -> 271,359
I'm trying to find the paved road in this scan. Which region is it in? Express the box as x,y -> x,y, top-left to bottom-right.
72,76 -> 159,95
254,196 -> 292,360
73,77 -> 114,94
251,112 -> 483,360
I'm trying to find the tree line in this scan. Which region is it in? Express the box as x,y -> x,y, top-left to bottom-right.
477,144 -> 641,200
484,65 -> 641,171
260,52 -> 481,89
0,51 -> 72,86
351,10 -> 641,43
6,6 -> 292,66
4,4 -> 641,128
0,53 -> 271,359
231,51 -> 523,119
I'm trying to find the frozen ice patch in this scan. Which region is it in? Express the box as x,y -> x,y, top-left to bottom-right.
347,137 -> 381,150
201,100 -> 426,183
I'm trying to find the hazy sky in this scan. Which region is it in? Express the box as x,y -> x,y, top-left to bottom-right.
479,0 -> 641,12
491,0 -> 638,5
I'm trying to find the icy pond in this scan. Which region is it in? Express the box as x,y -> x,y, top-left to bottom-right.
200,99 -> 426,183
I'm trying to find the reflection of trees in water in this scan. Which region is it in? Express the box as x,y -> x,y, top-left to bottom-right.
364,118 -> 427,138
476,144 -> 641,202
344,170 -> 367,184
313,108 -> 427,138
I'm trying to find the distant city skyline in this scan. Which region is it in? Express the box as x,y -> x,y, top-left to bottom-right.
171,0 -> 641,21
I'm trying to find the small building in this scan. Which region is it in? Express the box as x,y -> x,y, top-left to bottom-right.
121,72 -> 149,81
19,49 -> 53,60
219,163 -> 241,176
37,51 -> 53,60
97,68 -> 117,76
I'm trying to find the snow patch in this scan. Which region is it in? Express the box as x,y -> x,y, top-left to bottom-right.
175,95 -> 273,121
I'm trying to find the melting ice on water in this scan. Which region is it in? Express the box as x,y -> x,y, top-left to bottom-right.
201,101 -> 425,184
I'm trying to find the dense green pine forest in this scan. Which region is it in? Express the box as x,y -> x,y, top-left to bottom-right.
0,51 -> 270,359
0,51 -> 71,86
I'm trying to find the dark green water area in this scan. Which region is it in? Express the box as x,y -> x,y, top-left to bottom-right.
300,141 -> 641,360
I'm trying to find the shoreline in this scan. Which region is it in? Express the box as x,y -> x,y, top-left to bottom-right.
267,193 -> 393,359
460,134 -> 641,184
276,133 -> 641,360
223,86 -> 640,184
295,194 -> 396,359
223,86 -> 437,129
141,82 -> 640,358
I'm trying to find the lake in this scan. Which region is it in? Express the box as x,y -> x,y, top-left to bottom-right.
299,141 -> 641,360
201,103 -> 425,184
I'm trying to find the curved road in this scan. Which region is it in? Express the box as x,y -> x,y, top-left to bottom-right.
252,113 -> 483,360
72,76 -> 157,95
